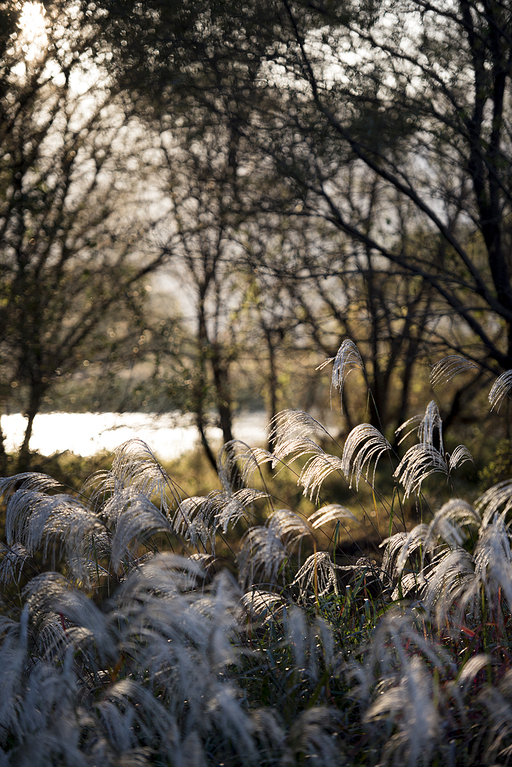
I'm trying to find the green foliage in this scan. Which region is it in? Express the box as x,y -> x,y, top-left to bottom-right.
479,439 -> 512,490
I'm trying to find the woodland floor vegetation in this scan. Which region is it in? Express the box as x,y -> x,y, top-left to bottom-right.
3,342 -> 512,765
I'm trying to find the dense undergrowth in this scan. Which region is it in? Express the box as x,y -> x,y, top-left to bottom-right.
3,342 -> 512,765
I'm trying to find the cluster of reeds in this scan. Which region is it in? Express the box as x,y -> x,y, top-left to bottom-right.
2,341 -> 512,765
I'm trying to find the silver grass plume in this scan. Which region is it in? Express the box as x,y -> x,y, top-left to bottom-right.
270,409 -> 334,463
481,669 -> 512,765
447,445 -> 474,472
237,509 -> 311,589
217,440 -> 273,486
213,488 -> 269,534
422,547 -> 477,625
84,438 -> 181,516
0,542 -> 33,587
298,452 -> 345,502
269,410 -> 346,499
477,479 -> 512,526
283,607 -> 337,684
418,400 -> 443,446
394,444 -> 448,498
291,551 -> 342,597
349,610 -> 449,767
3,484 -> 105,587
394,401 -> 473,498
317,338 -> 365,412
381,525 -> 429,580
474,516 -> 512,610
173,496 -> 216,551
308,504 -> 358,530
424,499 -> 480,550
364,655 -> 439,767
104,487 -> 175,572
285,708 -> 343,766
341,423 -> 392,490
349,608 -> 449,702
241,589 -> 285,621
430,355 -> 479,388
489,369 -> 512,412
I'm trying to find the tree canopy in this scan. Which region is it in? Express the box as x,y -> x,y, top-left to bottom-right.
0,1 -> 174,468
4,0 -> 512,466
89,0 -> 512,374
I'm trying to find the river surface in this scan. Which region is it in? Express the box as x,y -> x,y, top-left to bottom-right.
1,411 -> 269,461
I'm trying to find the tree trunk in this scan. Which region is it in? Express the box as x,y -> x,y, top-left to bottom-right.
0,411 -> 7,476
16,386 -> 43,472
195,412 -> 218,472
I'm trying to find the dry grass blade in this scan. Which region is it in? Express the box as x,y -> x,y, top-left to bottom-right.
342,423 -> 392,489
317,338 -> 365,412
489,370 -> 512,412
430,356 -> 479,387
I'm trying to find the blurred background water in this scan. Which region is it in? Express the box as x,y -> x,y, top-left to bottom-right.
2,411 -> 269,462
